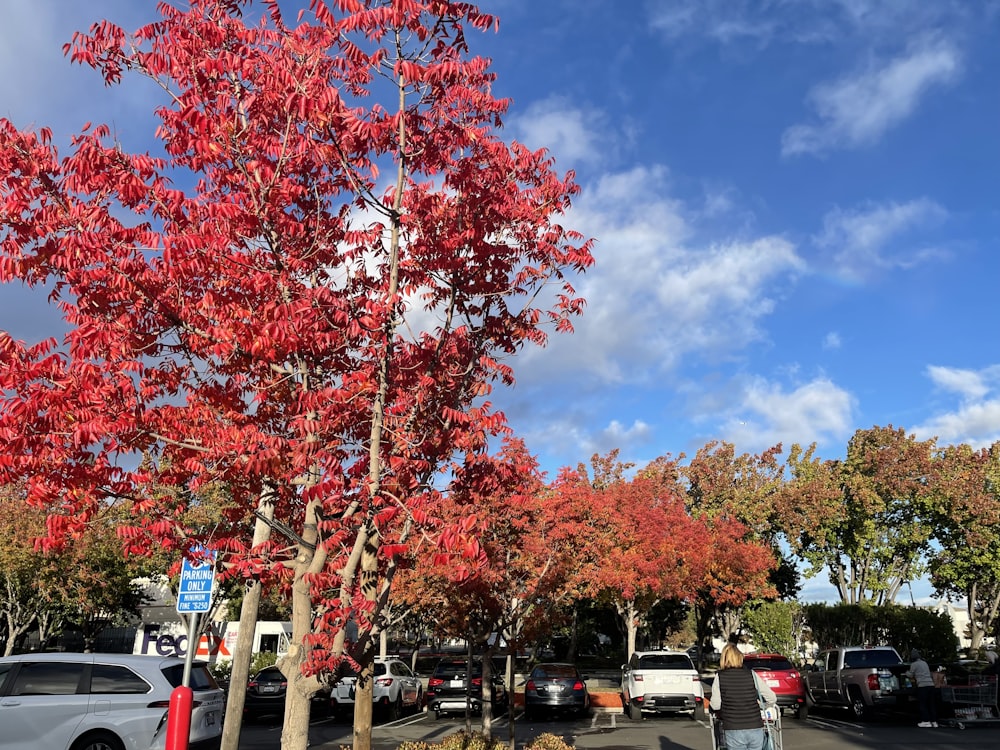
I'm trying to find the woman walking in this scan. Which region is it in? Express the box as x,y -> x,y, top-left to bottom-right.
710,644 -> 777,750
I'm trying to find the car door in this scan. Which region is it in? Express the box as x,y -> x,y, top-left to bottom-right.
0,659 -> 90,750
804,652 -> 829,702
392,661 -> 419,705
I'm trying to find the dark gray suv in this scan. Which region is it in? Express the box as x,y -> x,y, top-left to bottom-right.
425,658 -> 508,718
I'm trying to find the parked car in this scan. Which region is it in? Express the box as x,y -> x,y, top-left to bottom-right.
426,657 -> 508,718
523,662 -> 590,719
804,646 -> 907,720
621,650 -> 704,721
329,656 -> 423,720
0,652 -> 224,750
244,665 -> 331,722
743,653 -> 808,718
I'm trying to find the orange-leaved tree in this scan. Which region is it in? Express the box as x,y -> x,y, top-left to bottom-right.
0,2 -> 593,749
681,442 -> 783,646
575,459 -> 709,659
394,439 -> 588,741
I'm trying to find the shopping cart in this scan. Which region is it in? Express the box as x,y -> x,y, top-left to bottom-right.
940,676 -> 999,729
710,705 -> 782,750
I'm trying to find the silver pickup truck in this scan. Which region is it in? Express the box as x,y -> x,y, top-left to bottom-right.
805,646 -> 908,719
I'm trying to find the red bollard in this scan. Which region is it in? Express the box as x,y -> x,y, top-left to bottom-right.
165,685 -> 193,750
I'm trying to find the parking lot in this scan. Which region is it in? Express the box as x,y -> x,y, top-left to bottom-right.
236,705 -> 1000,750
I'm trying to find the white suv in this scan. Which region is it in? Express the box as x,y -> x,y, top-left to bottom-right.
0,652 -> 225,750
621,650 -> 705,721
330,656 -> 422,720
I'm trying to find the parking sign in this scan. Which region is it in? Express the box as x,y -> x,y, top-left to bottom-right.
176,548 -> 217,613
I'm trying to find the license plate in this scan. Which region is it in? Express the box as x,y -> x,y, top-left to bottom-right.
263,686 -> 277,693
766,680 -> 779,687
450,679 -> 464,688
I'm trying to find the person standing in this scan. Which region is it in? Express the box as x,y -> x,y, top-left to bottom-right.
710,644 -> 777,750
908,648 -> 937,728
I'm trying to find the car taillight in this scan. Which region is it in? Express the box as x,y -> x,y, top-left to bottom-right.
376,677 -> 394,687
148,700 -> 171,708
526,680 -> 536,691
428,677 -> 444,687
633,674 -> 644,682
472,677 -> 483,687
247,681 -> 258,689
572,681 -> 584,691
867,674 -> 880,690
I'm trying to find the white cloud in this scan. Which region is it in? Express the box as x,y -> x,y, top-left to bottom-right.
719,376 -> 856,451
513,163 -> 805,388
926,365 -> 991,401
822,332 -> 842,350
648,1 -> 974,50
519,417 -> 652,470
912,365 -> 1000,447
913,401 -> 1000,449
781,37 -> 961,156
508,96 -> 616,168
813,198 -> 948,281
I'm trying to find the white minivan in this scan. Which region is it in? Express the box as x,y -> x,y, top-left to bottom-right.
0,652 -> 225,750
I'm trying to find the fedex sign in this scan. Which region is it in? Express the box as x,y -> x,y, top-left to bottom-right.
135,623 -> 232,659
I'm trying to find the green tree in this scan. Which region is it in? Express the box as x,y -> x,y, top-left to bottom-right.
925,441 -> 1000,654
742,600 -> 800,658
780,427 -> 935,605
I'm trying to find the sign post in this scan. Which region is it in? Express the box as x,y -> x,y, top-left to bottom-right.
167,547 -> 217,750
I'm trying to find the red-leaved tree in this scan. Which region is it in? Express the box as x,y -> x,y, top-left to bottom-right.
0,2 -> 593,748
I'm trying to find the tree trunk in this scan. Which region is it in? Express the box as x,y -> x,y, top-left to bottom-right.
464,638 -> 474,735
280,489 -> 328,750
220,492 -> 274,750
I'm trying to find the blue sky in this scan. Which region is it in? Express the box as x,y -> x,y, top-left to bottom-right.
2,1 -> 999,603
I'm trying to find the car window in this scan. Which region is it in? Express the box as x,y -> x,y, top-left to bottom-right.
637,654 -> 695,670
0,662 -> 14,692
531,665 -> 577,679
161,664 -> 221,690
374,663 -> 387,677
10,661 -> 86,695
746,658 -> 794,671
91,664 -> 152,694
389,662 -> 411,677
434,661 -> 480,679
843,650 -> 900,669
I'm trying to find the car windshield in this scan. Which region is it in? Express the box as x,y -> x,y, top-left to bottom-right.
434,661 -> 481,679
637,654 -> 694,670
843,650 -> 901,668
746,658 -> 794,671
161,664 -> 220,690
531,665 -> 577,679
338,663 -> 387,679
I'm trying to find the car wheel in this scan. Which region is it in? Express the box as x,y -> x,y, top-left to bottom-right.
796,703 -> 809,719
71,731 -> 125,750
694,702 -> 707,721
414,687 -> 424,713
389,694 -> 403,721
848,688 -> 867,721
434,709 -> 444,720
524,706 -> 536,722
629,701 -> 642,721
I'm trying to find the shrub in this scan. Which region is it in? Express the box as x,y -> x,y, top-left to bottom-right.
397,731 -> 575,750
526,733 -> 574,750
